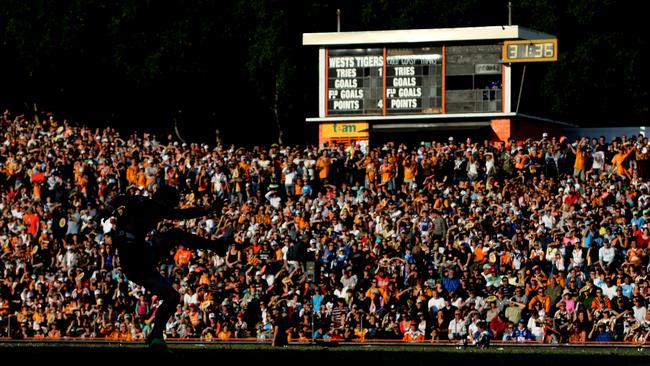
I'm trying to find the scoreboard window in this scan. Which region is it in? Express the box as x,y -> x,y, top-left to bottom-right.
385,47 -> 442,114
327,48 -> 384,116
445,45 -> 502,113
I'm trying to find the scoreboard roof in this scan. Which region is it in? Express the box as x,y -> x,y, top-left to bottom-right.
306,112 -> 517,123
303,25 -> 555,46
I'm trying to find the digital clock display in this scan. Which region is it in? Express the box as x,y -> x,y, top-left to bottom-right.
503,39 -> 558,62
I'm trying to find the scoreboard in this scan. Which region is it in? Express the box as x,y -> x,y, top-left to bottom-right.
326,47 -> 443,116
321,38 -> 556,118
306,26 -> 560,122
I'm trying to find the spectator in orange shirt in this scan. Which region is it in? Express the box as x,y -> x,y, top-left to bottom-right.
568,138 -> 588,181
174,245 -> 193,267
316,151 -> 332,181
611,145 -> 635,180
403,321 -> 424,342
529,288 -> 552,313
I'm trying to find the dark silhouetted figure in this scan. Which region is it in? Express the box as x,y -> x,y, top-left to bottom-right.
106,185 -> 228,351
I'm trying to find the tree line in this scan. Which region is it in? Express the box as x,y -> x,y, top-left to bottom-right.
0,0 -> 646,145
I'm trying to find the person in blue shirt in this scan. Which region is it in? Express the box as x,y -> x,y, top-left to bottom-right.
589,323 -> 614,342
631,211 -> 645,228
620,275 -> 636,299
473,320 -> 493,348
313,326 -> 324,340
511,319 -> 534,341
502,322 -> 515,341
312,287 -> 324,311
443,268 -> 461,294
581,221 -> 595,248
301,182 -> 313,197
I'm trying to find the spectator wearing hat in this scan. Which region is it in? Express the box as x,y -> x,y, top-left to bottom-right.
566,267 -> 586,290
620,276 -> 636,300
466,266 -> 487,293
610,292 -> 628,318
234,312 -> 249,338
463,289 -> 487,313
551,301 -> 571,343
485,298 -> 499,322
559,290 -> 576,314
511,318 -> 534,341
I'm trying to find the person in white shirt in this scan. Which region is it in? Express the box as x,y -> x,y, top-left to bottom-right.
598,240 -> 616,270
447,310 -> 467,340
282,164 -> 297,197
632,297 -> 647,324
569,246 -> 584,270
527,310 -> 545,341
540,210 -> 556,229
265,190 -> 281,209
100,216 -> 114,234
601,280 -> 618,300
591,150 -> 605,176
466,311 -> 482,337
427,290 -> 446,316
211,167 -> 228,197
340,268 -> 358,290
303,153 -> 316,182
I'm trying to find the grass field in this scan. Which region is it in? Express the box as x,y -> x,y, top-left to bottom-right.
1,342 -> 649,365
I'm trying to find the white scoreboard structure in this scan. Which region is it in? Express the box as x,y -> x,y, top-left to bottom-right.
303,26 -> 570,145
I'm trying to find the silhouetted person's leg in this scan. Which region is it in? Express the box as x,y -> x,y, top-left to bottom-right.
116,237 -> 178,351
137,269 -> 180,345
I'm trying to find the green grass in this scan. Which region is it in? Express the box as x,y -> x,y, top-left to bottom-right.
1,342 -> 649,365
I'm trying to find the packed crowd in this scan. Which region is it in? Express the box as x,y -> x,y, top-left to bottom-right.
3,109 -> 650,344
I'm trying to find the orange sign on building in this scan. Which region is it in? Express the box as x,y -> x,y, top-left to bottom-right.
319,122 -> 369,148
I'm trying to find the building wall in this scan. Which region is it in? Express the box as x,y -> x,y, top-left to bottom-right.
489,118 -> 565,142
563,127 -> 648,143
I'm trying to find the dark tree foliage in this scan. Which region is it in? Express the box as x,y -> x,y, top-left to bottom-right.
0,0 -> 647,145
